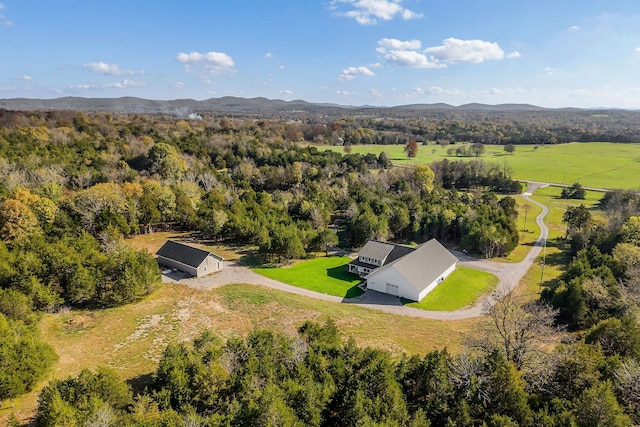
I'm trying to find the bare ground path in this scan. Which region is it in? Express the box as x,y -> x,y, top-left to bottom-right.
164,183 -> 549,320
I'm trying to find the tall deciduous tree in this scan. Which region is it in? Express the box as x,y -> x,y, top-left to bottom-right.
413,164 -> 435,193
478,292 -> 561,371
405,140 -> 419,158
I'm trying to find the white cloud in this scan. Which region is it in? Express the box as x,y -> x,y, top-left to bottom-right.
507,51 -> 521,58
427,86 -> 467,96
279,65 -> 285,70
339,66 -> 375,81
401,9 -> 421,20
482,87 -> 526,96
265,52 -> 274,59
68,80 -> 147,91
336,90 -> 355,96
83,62 -> 143,76
176,51 -> 235,78
634,47 -> 640,53
103,80 -> 146,89
384,49 -> 444,68
280,89 -> 294,95
377,38 -> 443,68
545,66 -> 559,75
369,88 -> 383,98
16,75 -> 33,80
424,38 -> 504,63
377,37 -> 503,69
0,3 -> 12,26
569,25 -> 580,31
0,14 -> 13,26
172,81 -> 185,89
376,38 -> 421,52
331,0 -> 423,25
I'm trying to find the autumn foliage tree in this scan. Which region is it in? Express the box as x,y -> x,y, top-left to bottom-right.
404,140 -> 418,158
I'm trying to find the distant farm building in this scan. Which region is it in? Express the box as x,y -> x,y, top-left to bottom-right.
348,239 -> 458,301
156,240 -> 223,277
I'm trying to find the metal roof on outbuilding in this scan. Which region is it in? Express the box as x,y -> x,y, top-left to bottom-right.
156,240 -> 223,268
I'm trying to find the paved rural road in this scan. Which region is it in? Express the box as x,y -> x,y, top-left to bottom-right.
163,183 -> 549,320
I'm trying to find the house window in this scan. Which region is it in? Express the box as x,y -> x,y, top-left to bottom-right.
204,266 -> 207,272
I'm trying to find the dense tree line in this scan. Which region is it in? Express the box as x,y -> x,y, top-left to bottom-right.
295,110 -> 640,146
32,320 -> 635,426
543,190 -> 640,332
0,110 -> 520,261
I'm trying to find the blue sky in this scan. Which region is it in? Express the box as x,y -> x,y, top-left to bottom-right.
2,0 -> 640,108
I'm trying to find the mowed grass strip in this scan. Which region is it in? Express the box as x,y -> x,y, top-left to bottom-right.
253,257 -> 363,298
403,266 -> 499,311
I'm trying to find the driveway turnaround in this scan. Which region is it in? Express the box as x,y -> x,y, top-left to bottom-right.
163,183 -> 549,320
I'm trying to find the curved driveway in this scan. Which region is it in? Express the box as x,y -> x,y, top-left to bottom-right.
164,183 -> 549,320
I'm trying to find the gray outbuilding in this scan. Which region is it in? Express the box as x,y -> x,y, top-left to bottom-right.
156,240 -> 224,277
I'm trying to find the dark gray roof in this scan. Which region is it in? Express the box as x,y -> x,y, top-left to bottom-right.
156,240 -> 222,268
357,240 -> 395,262
385,244 -> 415,265
357,240 -> 416,264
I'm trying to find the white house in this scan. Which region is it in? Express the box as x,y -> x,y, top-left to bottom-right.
156,240 -> 224,277
350,239 -> 458,301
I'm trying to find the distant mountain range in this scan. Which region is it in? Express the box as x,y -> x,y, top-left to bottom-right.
0,96 -> 627,118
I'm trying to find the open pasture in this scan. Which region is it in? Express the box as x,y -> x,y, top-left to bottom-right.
321,142 -> 640,190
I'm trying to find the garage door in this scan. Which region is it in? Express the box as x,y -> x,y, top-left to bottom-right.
386,283 -> 399,296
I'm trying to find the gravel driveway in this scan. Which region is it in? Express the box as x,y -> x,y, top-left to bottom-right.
163,183 -> 549,320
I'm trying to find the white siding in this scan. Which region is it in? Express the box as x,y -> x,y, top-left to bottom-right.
367,267 -> 418,301
157,256 -> 198,277
417,263 -> 456,301
159,254 -> 223,278
367,261 -> 457,302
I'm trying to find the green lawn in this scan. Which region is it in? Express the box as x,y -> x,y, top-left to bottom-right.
321,142 -> 640,190
253,256 -> 364,298
403,266 -> 499,311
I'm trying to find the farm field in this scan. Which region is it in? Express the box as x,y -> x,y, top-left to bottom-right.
320,142 -> 640,190
253,256 -> 363,298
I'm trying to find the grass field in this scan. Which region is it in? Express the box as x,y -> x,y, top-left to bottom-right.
403,266 -> 499,311
253,257 -> 363,298
6,282 -> 484,423
322,142 -> 640,190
